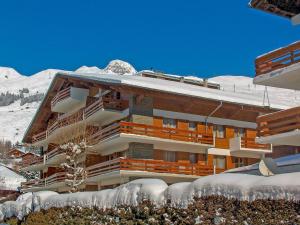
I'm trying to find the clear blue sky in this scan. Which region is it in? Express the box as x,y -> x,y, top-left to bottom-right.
0,0 -> 299,77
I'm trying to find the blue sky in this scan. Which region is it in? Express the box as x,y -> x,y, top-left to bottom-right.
0,0 -> 299,77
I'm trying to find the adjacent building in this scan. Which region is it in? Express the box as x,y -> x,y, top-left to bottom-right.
250,1 -> 300,151
250,0 -> 300,25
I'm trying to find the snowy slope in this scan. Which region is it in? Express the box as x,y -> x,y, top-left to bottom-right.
0,62 -> 300,143
0,163 -> 25,191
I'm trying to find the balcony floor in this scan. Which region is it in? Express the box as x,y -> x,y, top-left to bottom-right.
85,108 -> 129,126
253,62 -> 300,90
88,133 -> 213,155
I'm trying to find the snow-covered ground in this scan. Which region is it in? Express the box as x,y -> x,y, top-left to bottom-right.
0,61 -> 300,143
1,172 -> 300,220
0,163 -> 25,191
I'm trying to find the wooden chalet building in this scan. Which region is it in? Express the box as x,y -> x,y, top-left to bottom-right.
21,70 -> 280,192
7,148 -> 24,159
250,1 -> 300,158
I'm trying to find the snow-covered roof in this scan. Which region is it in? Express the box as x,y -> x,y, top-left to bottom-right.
59,72 -> 290,110
0,163 -> 25,191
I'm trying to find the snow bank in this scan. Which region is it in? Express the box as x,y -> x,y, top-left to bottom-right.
1,174 -> 300,221
41,179 -> 167,210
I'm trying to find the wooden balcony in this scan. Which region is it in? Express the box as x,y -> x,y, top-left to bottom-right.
51,87 -> 89,113
32,97 -> 128,146
51,87 -> 71,109
256,106 -> 300,146
21,156 -> 44,171
254,41 -> 300,90
21,172 -> 68,192
86,158 -> 225,182
21,179 -> 45,191
241,137 -> 270,150
89,121 -> 214,145
84,98 -> 129,125
45,147 -> 66,165
229,136 -> 271,158
32,110 -> 85,145
87,121 -> 214,155
32,131 -> 47,145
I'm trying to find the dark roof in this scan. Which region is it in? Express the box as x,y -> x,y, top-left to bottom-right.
249,0 -> 300,18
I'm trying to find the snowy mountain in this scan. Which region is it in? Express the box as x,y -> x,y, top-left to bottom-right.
0,61 -> 300,143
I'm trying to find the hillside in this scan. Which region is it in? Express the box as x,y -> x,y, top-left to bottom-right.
0,61 -> 299,143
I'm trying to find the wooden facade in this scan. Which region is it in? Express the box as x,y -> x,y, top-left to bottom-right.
255,41 -> 300,76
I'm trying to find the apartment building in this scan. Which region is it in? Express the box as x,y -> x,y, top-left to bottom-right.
250,0 -> 300,158
20,70 -> 277,192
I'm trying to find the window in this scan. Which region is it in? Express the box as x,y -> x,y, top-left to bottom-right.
163,118 -> 177,128
164,151 -> 176,162
213,156 -> 226,169
188,122 -> 197,131
233,157 -> 246,168
189,153 -> 197,164
116,92 -> 121,99
214,125 -> 225,138
234,128 -> 245,137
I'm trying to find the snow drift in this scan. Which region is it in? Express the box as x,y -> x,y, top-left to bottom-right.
1,173 -> 300,221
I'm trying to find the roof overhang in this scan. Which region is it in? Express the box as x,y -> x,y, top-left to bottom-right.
249,0 -> 300,21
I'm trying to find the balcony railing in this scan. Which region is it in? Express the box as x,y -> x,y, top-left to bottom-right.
46,147 -> 65,162
84,98 -> 128,119
51,87 -> 71,109
241,137 -> 270,150
87,158 -> 225,178
32,110 -> 85,144
32,98 -> 128,145
255,41 -> 300,76
45,172 -> 67,186
88,121 -> 214,145
32,131 -> 47,144
257,106 -> 300,137
21,179 -> 45,190
22,156 -> 43,167
21,172 -> 67,191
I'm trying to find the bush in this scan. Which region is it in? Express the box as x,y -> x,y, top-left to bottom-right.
2,196 -> 300,225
